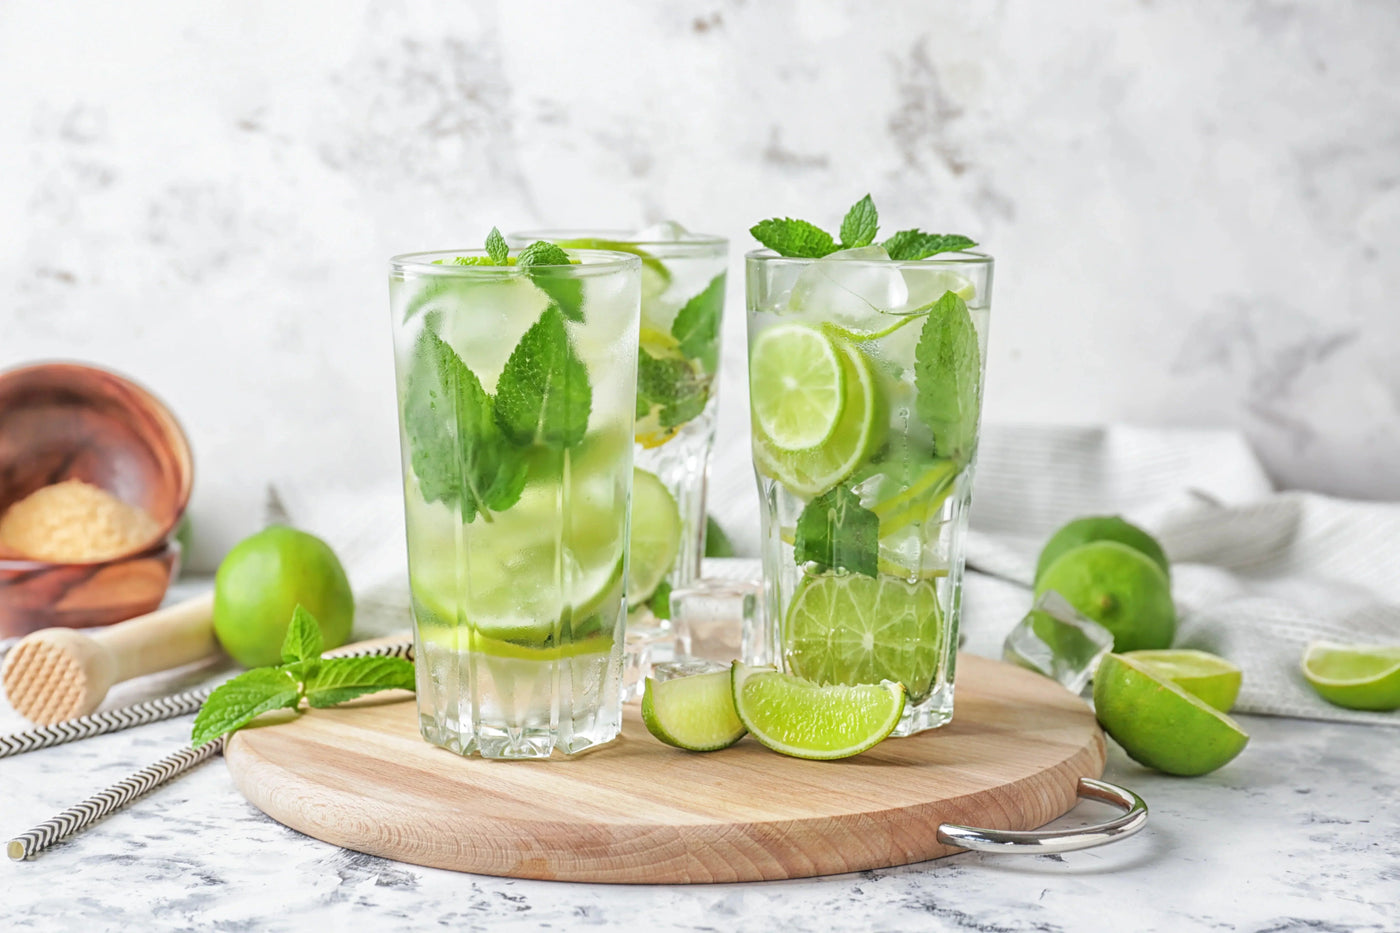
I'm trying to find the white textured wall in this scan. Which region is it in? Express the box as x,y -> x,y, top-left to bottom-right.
3,1 -> 1398,567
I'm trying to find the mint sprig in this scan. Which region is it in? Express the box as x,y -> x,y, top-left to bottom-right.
751,195 -> 977,260
637,350 -> 709,428
494,305 -> 592,449
793,485 -> 879,578
670,273 -> 726,373
914,291 -> 982,464
517,240 -> 584,322
192,606 -> 415,747
485,227 -> 509,265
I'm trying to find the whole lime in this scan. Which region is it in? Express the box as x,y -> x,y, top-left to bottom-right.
1034,540 -> 1175,652
213,525 -> 354,667
1034,515 -> 1170,585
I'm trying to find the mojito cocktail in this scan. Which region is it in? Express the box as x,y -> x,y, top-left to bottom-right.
746,199 -> 991,735
509,227 -> 727,614
390,237 -> 640,759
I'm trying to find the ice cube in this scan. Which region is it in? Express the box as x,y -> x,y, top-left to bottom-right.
1002,591 -> 1114,694
788,245 -> 910,326
652,658 -> 730,681
670,578 -> 763,665
901,265 -> 976,312
635,220 -> 688,241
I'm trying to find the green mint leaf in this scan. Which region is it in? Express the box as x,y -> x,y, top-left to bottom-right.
192,668 -> 302,747
517,240 -> 584,323
637,350 -> 710,429
839,194 -> 879,248
647,579 -> 673,621
494,305 -> 592,449
485,227 -> 509,264
914,291 -> 982,464
882,229 -> 977,261
405,328 -> 529,522
670,273 -> 726,373
659,382 -> 710,428
451,256 -> 496,266
304,656 -> 416,709
280,604 -> 324,666
750,218 -> 837,258
793,485 -> 879,578
704,515 -> 735,558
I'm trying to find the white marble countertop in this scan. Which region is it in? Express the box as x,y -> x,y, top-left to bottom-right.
3,641 -> 1396,933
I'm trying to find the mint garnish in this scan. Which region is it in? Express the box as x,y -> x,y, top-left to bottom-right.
405,328 -> 529,523
485,227 -> 509,265
793,485 -> 879,578
670,272 -> 726,373
914,291 -> 981,464
517,240 -> 584,322
637,350 -> 709,428
493,305 -> 592,449
839,194 -> 879,249
192,606 -> 415,747
751,195 -> 976,260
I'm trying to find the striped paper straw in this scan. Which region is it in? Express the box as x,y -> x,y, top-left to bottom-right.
7,637 -> 413,860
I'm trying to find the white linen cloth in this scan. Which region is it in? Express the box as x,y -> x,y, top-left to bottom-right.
277,423 -> 1400,727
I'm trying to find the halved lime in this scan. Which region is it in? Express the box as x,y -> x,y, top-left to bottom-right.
753,341 -> 885,496
628,467 -> 682,606
642,671 -> 747,751
1124,649 -> 1242,712
731,663 -> 905,760
750,323 -> 847,451
784,572 -> 942,699
1034,541 -> 1176,652
1093,652 -> 1249,776
1301,642 -> 1400,712
1035,516 -> 1170,585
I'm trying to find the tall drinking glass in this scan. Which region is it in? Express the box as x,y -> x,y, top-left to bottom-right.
389,248 -> 641,759
746,248 -> 993,735
507,228 -> 728,609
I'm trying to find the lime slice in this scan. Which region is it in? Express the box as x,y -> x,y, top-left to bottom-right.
869,458 -> 959,539
749,323 -> 847,451
1035,516 -> 1170,585
628,467 -> 682,605
556,237 -> 671,302
783,572 -> 943,699
641,671 -> 747,751
1124,649 -> 1242,712
1093,653 -> 1249,776
731,663 -> 904,760
753,341 -> 885,496
1034,541 -> 1176,652
1301,642 -> 1400,712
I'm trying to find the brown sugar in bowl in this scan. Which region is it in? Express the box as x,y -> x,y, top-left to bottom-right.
0,362 -> 194,637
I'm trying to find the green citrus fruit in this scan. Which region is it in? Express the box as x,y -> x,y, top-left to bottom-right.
627,467 -> 682,606
1093,652 -> 1248,776
642,670 -> 747,751
731,663 -> 905,760
1034,541 -> 1176,652
1124,649 -> 1242,712
1035,516 -> 1170,585
1302,642 -> 1400,712
749,322 -> 847,451
213,525 -> 354,668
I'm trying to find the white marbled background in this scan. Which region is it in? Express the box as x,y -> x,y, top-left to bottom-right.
3,0 -> 1399,568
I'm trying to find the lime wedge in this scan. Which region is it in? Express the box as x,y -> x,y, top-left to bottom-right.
1093,652 -> 1249,776
783,572 -> 942,699
1124,649 -> 1242,712
749,323 -> 847,451
753,340 -> 885,496
642,671 -> 747,751
1301,642 -> 1400,712
627,467 -> 682,606
731,663 -> 904,760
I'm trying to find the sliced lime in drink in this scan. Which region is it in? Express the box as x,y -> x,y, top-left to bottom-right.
869,458 -> 959,539
783,572 -> 943,698
1093,652 -> 1249,776
627,467 -> 682,606
1301,642 -> 1400,711
749,323 -> 847,451
1124,649 -> 1242,712
555,237 -> 671,302
731,663 -> 904,760
753,341 -> 885,496
642,671 -> 747,751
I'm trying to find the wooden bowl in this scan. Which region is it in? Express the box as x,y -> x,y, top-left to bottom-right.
0,362 -> 193,637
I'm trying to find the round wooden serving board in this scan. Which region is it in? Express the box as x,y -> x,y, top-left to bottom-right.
224,654 -> 1105,883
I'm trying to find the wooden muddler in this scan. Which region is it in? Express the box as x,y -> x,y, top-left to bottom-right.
0,593 -> 217,725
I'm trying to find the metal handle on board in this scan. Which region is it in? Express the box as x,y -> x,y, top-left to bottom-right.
936,778 -> 1148,854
